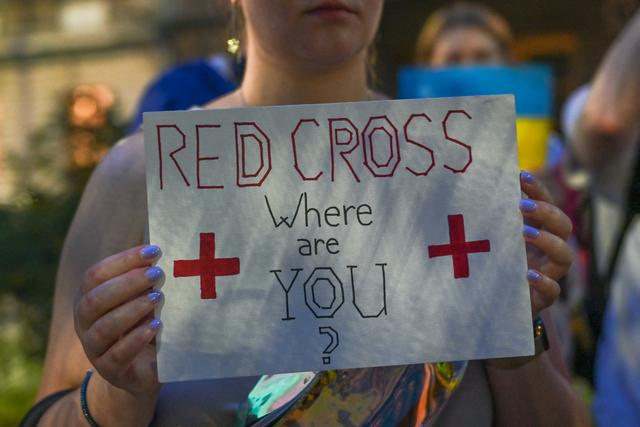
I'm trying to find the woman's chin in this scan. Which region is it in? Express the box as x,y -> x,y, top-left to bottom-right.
295,37 -> 368,69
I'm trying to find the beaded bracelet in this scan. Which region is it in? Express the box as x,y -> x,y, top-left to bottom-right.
80,369 -> 101,427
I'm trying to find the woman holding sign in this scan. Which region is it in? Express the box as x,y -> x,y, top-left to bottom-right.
29,1 -> 590,426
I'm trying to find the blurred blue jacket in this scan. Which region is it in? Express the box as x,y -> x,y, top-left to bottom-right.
128,56 -> 238,132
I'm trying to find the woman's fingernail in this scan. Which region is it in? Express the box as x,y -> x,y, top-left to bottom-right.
523,225 -> 541,238
527,269 -> 542,282
141,245 -> 162,260
148,291 -> 163,304
145,266 -> 164,282
521,170 -> 535,184
520,198 -> 538,212
150,318 -> 162,330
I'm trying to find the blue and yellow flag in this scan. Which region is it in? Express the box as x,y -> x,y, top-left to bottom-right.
397,65 -> 553,171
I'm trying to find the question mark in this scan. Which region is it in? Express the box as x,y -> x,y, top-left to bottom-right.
318,326 -> 339,365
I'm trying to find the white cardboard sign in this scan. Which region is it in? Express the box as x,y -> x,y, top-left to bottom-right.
144,95 -> 533,383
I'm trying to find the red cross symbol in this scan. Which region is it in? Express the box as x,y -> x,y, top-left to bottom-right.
428,214 -> 491,279
173,233 -> 240,299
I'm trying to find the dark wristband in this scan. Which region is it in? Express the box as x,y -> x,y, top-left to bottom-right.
533,316 -> 550,355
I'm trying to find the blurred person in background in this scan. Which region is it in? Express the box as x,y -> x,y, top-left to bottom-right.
566,7 -> 640,425
127,54 -> 240,133
24,1 -> 589,426
413,2 -> 571,176
414,2 -> 513,67
412,2 -> 567,175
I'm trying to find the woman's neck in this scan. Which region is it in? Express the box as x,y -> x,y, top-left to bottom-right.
240,48 -> 370,106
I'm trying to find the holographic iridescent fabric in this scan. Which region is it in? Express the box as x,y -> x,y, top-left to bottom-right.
241,361 -> 467,426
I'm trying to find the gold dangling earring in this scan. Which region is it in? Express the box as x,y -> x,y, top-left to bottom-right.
226,4 -> 241,55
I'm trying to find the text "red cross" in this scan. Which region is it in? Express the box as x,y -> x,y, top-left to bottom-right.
428,214 -> 491,279
173,233 -> 240,299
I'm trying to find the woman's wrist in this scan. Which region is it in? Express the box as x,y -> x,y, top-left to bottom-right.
87,370 -> 159,427
485,315 -> 550,370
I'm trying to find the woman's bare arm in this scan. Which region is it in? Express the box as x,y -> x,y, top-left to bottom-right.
486,310 -> 591,427
35,133 -> 154,426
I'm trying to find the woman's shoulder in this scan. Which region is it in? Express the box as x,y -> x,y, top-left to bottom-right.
204,89 -> 243,110
97,130 -> 146,184
94,89 -> 240,199
80,130 -> 148,229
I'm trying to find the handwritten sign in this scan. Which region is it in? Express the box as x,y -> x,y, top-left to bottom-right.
144,95 -> 533,383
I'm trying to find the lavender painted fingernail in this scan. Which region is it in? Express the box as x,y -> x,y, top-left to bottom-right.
521,170 -> 535,184
141,245 -> 161,260
523,225 -> 541,238
527,270 -> 542,282
150,319 -> 162,330
145,266 -> 164,282
520,198 -> 538,212
148,291 -> 163,304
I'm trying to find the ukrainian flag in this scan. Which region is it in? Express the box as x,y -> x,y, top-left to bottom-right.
397,65 -> 553,172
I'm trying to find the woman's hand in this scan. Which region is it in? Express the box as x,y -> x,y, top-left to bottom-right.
74,244 -> 164,396
519,171 -> 573,318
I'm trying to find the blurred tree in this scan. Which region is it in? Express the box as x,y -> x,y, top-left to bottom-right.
0,83 -> 125,426
2,83 -> 124,326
